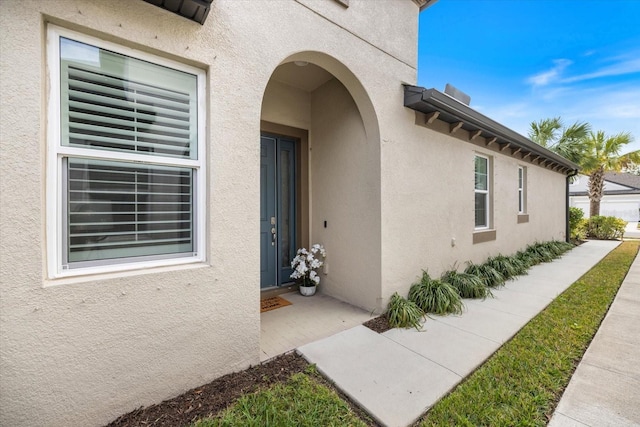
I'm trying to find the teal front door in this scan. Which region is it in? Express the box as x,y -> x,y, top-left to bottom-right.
260,134 -> 296,289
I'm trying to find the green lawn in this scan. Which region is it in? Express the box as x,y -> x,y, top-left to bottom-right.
419,240 -> 638,426
193,366 -> 369,427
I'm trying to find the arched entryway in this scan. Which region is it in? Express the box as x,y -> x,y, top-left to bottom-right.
259,52 -> 381,311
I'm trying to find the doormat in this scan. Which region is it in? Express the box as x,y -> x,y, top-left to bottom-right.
260,296 -> 292,313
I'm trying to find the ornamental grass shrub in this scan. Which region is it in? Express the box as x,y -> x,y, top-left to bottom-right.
515,249 -> 538,268
386,292 -> 424,329
464,262 -> 505,288
387,239 -> 576,330
409,271 -> 464,315
441,269 -> 492,299
486,254 -> 527,280
525,242 -> 556,263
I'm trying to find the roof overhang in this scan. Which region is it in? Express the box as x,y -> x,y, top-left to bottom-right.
143,0 -> 212,25
413,0 -> 439,11
404,85 -> 580,174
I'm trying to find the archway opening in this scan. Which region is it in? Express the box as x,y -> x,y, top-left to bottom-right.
259,53 -> 381,311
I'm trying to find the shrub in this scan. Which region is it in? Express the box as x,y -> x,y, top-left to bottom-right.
464,262 -> 505,288
515,249 -> 538,268
587,215 -> 626,240
409,271 -> 464,315
572,218 -> 588,241
568,207 -> 584,237
547,240 -> 574,255
441,269 -> 493,299
386,292 -> 424,329
486,254 -> 527,280
525,242 -> 556,263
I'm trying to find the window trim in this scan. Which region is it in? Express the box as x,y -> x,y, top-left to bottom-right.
474,154 -> 490,230
46,25 -> 207,279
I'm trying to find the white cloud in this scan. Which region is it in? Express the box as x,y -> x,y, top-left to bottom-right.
526,59 -> 572,87
476,84 -> 640,152
562,57 -> 640,83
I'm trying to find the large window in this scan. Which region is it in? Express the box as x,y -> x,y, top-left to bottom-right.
474,155 -> 490,229
47,27 -> 205,277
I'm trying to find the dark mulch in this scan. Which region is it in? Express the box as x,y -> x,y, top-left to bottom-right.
105,352 -> 308,427
363,315 -> 392,334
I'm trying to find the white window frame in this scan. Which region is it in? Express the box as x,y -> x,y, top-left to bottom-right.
518,166 -> 526,214
474,154 -> 490,230
46,25 -> 206,279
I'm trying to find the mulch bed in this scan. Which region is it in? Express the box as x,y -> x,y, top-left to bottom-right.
107,316 -> 388,427
105,352 -> 308,427
363,315 -> 392,334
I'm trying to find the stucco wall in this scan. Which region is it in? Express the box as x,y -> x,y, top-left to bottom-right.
380,120 -> 568,302
295,0 -> 418,68
0,0 -> 418,425
0,2 -> 262,426
310,79 -> 382,309
261,79 -> 311,130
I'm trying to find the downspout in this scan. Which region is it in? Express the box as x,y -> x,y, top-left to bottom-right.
566,169 -> 579,242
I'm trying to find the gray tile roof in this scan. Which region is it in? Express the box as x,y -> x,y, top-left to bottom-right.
603,172 -> 640,190
570,172 -> 640,196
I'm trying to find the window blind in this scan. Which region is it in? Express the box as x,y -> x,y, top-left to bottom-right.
60,37 -> 198,160
67,159 -> 193,262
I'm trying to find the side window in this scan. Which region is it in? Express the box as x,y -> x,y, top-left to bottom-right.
518,166 -> 527,214
474,155 -> 490,229
47,26 -> 205,277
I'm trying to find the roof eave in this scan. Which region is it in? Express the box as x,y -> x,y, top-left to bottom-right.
414,0 -> 439,11
142,0 -> 212,25
404,85 -> 579,173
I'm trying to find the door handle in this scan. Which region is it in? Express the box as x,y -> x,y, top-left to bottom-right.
271,227 -> 276,246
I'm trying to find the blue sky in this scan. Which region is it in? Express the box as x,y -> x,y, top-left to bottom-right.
417,0 -> 640,153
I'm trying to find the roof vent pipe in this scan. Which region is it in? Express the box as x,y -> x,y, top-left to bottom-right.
444,83 -> 471,106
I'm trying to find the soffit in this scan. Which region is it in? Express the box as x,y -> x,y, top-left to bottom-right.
271,62 -> 335,92
142,0 -> 212,25
404,85 -> 579,174
414,0 -> 439,11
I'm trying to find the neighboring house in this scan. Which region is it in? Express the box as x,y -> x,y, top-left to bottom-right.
0,1 -> 578,426
570,173 -> 640,221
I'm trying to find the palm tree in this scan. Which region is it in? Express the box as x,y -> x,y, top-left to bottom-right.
580,131 -> 638,216
528,117 -> 590,164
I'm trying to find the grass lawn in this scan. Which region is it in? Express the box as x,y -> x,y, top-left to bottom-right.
191,240 -> 637,427
418,240 -> 639,426
192,365 -> 370,427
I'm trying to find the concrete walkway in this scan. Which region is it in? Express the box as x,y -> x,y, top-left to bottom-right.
548,248 -> 640,427
298,240 -> 621,427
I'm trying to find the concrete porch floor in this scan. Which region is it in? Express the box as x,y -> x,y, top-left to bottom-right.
260,292 -> 373,361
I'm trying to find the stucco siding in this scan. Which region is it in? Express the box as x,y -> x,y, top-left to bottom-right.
295,0 -> 419,68
1,2 -> 262,426
261,80 -> 312,130
380,121 -> 567,304
310,78 -> 382,310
